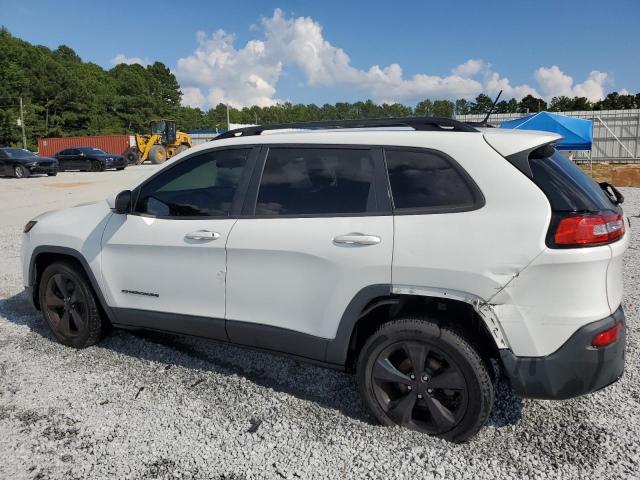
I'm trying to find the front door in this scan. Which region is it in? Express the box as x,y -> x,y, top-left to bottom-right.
100,147 -> 256,338
225,146 -> 393,357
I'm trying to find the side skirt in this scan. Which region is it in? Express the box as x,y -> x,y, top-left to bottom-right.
111,308 -> 342,370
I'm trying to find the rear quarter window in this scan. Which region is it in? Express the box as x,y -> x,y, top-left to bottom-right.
384,149 -> 482,212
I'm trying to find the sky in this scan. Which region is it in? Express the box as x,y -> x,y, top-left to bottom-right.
2,0 -> 639,109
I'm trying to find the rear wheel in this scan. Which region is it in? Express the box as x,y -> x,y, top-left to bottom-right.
91,161 -> 105,172
149,145 -> 167,164
176,144 -> 189,155
357,317 -> 494,443
47,171 -> 58,176
14,165 -> 30,178
38,261 -> 104,348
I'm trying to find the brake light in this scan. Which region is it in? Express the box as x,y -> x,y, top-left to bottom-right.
554,213 -> 624,247
591,322 -> 622,347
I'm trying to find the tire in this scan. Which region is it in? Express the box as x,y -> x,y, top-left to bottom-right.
91,161 -> 105,172
125,147 -> 141,165
47,171 -> 58,176
356,317 -> 494,443
116,167 -> 125,171
14,164 -> 30,178
148,145 -> 167,164
38,261 -> 104,348
176,144 -> 189,154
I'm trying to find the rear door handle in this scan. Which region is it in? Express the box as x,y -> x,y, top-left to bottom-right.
185,230 -> 220,241
333,233 -> 381,246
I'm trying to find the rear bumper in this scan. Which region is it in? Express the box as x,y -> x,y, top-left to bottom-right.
500,305 -> 626,399
105,159 -> 127,169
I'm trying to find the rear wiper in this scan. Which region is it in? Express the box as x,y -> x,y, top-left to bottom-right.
599,182 -> 624,205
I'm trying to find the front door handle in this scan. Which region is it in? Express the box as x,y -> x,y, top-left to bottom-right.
185,230 -> 220,241
333,233 -> 381,246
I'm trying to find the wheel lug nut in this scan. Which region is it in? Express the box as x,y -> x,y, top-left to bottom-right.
409,374 -> 415,380
427,388 -> 433,394
407,385 -> 412,390
422,375 -> 429,382
417,394 -> 423,399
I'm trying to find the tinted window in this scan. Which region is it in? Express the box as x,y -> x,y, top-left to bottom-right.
385,149 -> 476,210
134,149 -> 250,217
530,150 -> 616,212
79,147 -> 106,154
256,148 -> 377,216
4,148 -> 33,158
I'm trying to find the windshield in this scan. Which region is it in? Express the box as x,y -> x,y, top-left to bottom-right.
4,148 -> 36,158
529,149 -> 616,212
150,121 -> 165,135
79,147 -> 106,154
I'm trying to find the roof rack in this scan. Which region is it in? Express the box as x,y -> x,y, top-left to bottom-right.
214,116 -> 478,140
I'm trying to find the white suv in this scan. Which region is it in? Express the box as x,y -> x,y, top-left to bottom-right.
21,117 -> 628,442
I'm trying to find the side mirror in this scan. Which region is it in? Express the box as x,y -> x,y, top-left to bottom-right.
112,190 -> 132,214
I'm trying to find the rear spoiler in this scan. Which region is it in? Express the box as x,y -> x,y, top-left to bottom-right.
483,130 -> 563,178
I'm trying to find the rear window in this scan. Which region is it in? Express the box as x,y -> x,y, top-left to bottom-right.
529,149 -> 616,212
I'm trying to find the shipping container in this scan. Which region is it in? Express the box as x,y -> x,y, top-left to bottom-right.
38,135 -> 134,157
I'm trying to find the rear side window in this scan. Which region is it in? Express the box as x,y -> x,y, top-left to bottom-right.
255,147 -> 377,216
385,149 -> 478,211
529,149 -> 615,212
134,149 -> 249,217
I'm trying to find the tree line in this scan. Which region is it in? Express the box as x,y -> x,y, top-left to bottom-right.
1,28 -> 639,150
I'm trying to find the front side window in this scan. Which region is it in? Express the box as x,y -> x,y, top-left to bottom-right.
134,149 -> 250,217
255,147 -> 377,216
385,149 -> 477,211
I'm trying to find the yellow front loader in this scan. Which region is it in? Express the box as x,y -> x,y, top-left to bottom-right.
126,120 -> 192,165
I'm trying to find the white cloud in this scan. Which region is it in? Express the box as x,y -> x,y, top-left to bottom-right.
452,59 -> 488,78
111,53 -> 149,67
174,9 -> 612,109
534,65 -> 608,101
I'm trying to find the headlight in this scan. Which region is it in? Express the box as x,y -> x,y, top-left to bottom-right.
24,220 -> 37,233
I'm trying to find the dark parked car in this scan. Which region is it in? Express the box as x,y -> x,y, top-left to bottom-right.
54,147 -> 127,172
0,147 -> 58,178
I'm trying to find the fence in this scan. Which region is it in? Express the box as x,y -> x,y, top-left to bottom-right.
455,109 -> 640,163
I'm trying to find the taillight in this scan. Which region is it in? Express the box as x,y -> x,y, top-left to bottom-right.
553,213 -> 625,247
591,322 -> 622,347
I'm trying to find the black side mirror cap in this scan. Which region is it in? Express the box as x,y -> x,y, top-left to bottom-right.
113,190 -> 132,214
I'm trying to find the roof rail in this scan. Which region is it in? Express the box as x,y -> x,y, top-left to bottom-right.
214,116 -> 478,140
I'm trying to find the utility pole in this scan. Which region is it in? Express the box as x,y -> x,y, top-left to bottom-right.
19,97 -> 27,148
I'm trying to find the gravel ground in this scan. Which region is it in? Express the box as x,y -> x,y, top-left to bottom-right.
0,171 -> 639,479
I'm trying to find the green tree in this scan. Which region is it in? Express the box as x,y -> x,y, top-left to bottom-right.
518,95 -> 547,113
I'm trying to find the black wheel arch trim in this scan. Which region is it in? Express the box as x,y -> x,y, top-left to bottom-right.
325,284 -> 393,365
28,245 -> 116,323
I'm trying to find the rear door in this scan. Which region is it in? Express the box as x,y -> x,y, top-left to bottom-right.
56,149 -> 70,170
225,145 -> 393,359
0,150 -> 8,175
100,146 -> 257,337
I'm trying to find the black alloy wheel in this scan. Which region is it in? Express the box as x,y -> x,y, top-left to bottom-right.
39,261 -> 104,348
357,317 -> 494,443
371,341 -> 468,434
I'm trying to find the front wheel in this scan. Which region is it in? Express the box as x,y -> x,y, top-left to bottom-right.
14,164 -> 30,178
357,317 -> 494,443
38,261 -> 105,348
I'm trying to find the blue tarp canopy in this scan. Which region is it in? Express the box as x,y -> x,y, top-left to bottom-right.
500,112 -> 593,150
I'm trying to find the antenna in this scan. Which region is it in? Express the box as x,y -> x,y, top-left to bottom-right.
481,90 -> 503,126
